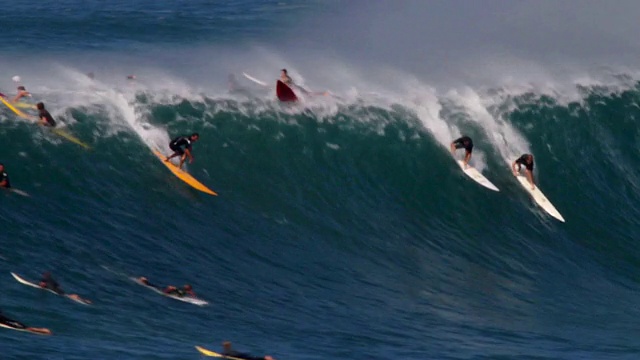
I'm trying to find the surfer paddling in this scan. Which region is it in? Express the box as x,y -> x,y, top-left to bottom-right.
450,136 -> 473,168
0,309 -> 51,335
35,103 -> 56,127
512,154 -> 535,189
138,277 -> 198,298
0,163 -> 10,189
165,133 -> 200,169
12,85 -> 31,103
164,284 -> 196,298
221,341 -> 275,360
39,272 -> 92,304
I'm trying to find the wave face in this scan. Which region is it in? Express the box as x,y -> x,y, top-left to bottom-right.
1,1 -> 640,360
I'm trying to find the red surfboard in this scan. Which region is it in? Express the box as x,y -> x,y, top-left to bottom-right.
276,80 -> 298,102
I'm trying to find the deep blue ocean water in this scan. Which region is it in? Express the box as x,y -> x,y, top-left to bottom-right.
1,1 -> 640,359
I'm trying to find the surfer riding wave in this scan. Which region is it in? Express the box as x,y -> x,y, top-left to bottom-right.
165,133 -> 200,169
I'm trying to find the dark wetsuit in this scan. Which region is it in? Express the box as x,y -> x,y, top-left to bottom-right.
38,109 -> 56,127
0,171 -> 10,189
169,136 -> 192,156
224,350 -> 268,360
453,136 -> 473,153
0,312 -> 27,329
40,277 -> 64,295
515,154 -> 534,171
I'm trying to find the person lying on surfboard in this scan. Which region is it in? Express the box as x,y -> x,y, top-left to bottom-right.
138,277 -> 197,298
165,133 -> 200,169
222,341 -> 275,360
39,272 -> 92,303
35,103 -> 56,127
512,154 -> 535,189
164,284 -> 196,298
0,163 -> 10,189
450,136 -> 473,168
0,309 -> 51,335
12,85 -> 31,103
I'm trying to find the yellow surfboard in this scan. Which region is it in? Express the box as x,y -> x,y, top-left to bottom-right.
1,97 -> 90,149
0,96 -> 30,118
52,128 -> 91,149
14,102 -> 36,110
152,149 -> 217,196
195,346 -> 245,360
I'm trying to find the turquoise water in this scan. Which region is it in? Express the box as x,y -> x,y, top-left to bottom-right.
1,1 -> 640,359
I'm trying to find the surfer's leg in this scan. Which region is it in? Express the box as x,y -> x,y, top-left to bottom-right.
464,150 -> 472,164
167,145 -> 184,162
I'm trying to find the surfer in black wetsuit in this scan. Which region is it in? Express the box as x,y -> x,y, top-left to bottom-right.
39,272 -> 91,303
221,341 -> 274,360
164,284 -> 196,298
165,133 -> 200,169
512,154 -> 535,189
36,103 -> 56,127
0,310 -> 27,329
0,163 -> 10,189
0,309 -> 51,335
450,135 -> 474,168
39,272 -> 64,295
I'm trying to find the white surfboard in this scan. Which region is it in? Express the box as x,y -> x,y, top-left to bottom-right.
242,72 -> 268,87
457,160 -> 499,191
515,175 -> 565,222
10,189 -> 30,197
131,277 -> 208,306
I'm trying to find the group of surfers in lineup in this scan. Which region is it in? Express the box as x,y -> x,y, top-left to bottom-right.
0,272 -> 274,359
450,135 -> 536,189
0,77 -> 275,359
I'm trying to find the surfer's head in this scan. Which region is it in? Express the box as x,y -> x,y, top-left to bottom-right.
526,154 -> 533,163
223,341 -> 232,351
281,69 -> 288,75
0,163 -> 4,171
17,86 -> 26,91
190,133 -> 200,142
36,102 -> 45,110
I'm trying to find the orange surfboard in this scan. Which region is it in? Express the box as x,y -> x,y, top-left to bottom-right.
152,149 -> 217,196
